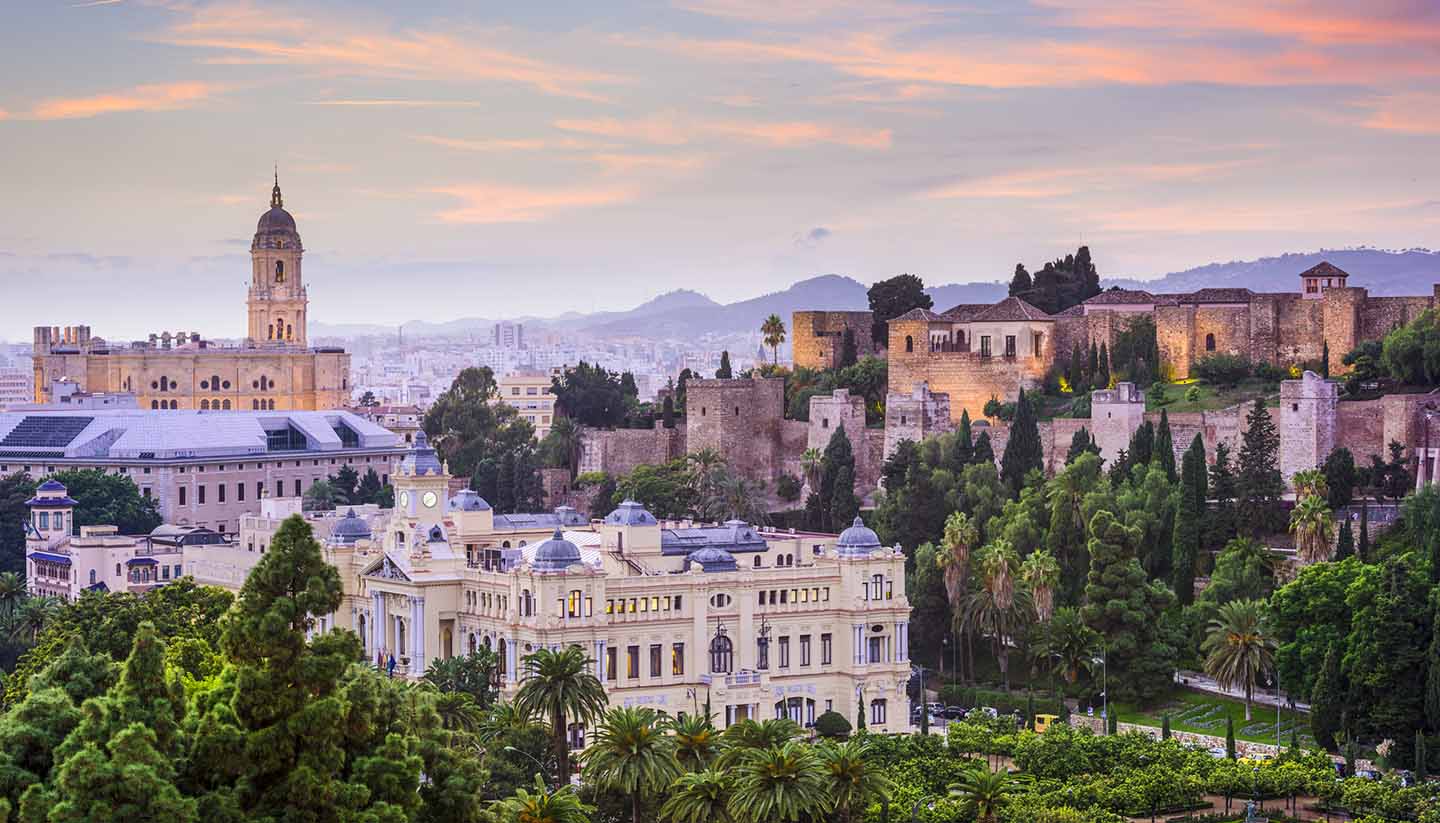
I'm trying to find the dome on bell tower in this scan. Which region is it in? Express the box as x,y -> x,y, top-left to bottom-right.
253,171 -> 301,246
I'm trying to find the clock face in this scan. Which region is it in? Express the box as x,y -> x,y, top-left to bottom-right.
399,491 -> 410,508
422,491 -> 438,509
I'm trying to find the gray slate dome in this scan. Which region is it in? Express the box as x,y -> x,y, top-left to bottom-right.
836,517 -> 882,557
255,177 -> 299,239
330,509 -> 372,545
399,430 -> 443,476
686,546 -> 738,573
532,527 -> 582,572
448,490 -> 492,512
606,500 -> 657,526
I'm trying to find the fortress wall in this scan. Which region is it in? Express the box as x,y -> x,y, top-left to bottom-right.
1274,296 -> 1325,365
1155,305 -> 1195,379
1335,399 -> 1388,465
1359,296 -> 1434,341
577,425 -> 682,478
1321,288 -> 1365,371
792,311 -> 876,371
1194,305 -> 1252,363
685,378 -> 786,480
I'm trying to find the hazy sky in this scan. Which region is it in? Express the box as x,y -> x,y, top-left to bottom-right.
2,0 -> 1438,340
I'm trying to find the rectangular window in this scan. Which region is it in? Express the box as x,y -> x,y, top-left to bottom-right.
38,512 -> 49,530
162,565 -> 171,581
674,596 -> 682,610
218,483 -> 226,503
626,645 -> 640,679
637,597 -> 646,613
584,597 -> 593,617
179,487 -> 187,506
871,699 -> 887,725
868,636 -> 883,664
649,644 -> 662,678
651,596 -> 660,612
568,590 -> 582,618
198,485 -> 206,505
821,633 -> 833,665
275,481 -> 283,499
142,487 -> 152,499
1004,334 -> 1016,358
980,335 -> 992,357
800,634 -> 812,666
237,483 -> 245,502
672,643 -> 685,676
606,647 -> 617,680
605,599 -> 614,615
778,636 -> 790,669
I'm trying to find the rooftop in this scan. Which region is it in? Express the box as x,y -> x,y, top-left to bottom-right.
970,296 -> 1053,322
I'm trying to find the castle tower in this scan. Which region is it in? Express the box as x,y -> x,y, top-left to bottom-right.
1279,370 -> 1337,485
247,172 -> 308,347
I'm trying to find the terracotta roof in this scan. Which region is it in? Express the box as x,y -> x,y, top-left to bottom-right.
1179,287 -> 1254,304
971,296 -> 1053,322
1085,289 -> 1158,305
940,303 -> 992,321
1054,304 -> 1086,317
892,307 -> 947,322
1298,261 -> 1351,280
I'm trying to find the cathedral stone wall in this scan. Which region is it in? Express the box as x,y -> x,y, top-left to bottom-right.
792,311 -> 876,371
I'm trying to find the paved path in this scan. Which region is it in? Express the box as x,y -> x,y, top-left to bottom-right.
1175,671 -> 1311,712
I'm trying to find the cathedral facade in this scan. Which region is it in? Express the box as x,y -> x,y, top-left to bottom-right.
31,177 -> 351,411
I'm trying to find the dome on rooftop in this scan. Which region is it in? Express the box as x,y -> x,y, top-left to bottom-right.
532,527 -> 582,572
686,546 -> 738,573
836,517 -> 882,557
606,500 -> 656,526
254,175 -> 300,242
449,490 -> 492,512
329,509 -> 372,545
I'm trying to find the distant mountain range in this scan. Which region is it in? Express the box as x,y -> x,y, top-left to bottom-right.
309,248 -> 1440,341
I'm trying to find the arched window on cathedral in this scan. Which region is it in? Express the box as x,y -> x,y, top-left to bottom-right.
286,323 -> 293,340
151,400 -> 159,409
201,400 -> 210,410
267,324 -> 274,340
1205,333 -> 1216,352
222,399 -> 231,410
275,260 -> 285,283
905,335 -> 914,353
170,400 -> 178,409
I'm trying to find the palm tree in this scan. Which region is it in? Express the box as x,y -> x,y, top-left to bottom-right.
582,706 -> 681,823
800,448 -> 823,491
817,739 -> 892,823
1202,599 -> 1275,721
666,712 -> 720,771
715,718 -> 801,768
0,572 -> 25,620
431,689 -> 486,737
938,511 -> 979,679
542,417 -> 584,474
1042,607 -> 1101,686
727,741 -> 829,823
948,763 -> 1018,823
761,314 -> 786,365
477,701 -> 542,748
493,774 -> 593,823
960,540 -> 1031,690
9,596 -> 60,643
660,769 -> 734,823
1019,549 -> 1061,623
1291,468 -> 1328,500
513,646 -> 608,786
1289,494 -> 1335,564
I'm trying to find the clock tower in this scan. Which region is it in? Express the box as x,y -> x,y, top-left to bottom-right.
247,172 -> 308,346
390,431 -> 451,553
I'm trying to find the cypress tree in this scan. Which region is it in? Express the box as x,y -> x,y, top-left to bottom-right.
819,427 -> 855,531
1162,714 -> 1171,740
1426,600 -> 1440,733
1172,434 -> 1205,607
1419,732 -> 1429,781
1009,263 -> 1032,296
1290,724 -> 1300,751
830,467 -> 859,532
1335,519 -> 1354,560
716,350 -> 733,379
839,329 -> 858,368
1087,342 -> 1099,387
1311,644 -> 1343,750
1226,716 -> 1237,759
1155,409 -> 1176,482
1128,420 -> 1155,468
1345,735 -> 1357,775
1000,389 -> 1043,497
972,430 -> 995,466
856,698 -> 866,731
495,452 -> 516,513
1322,341 -> 1331,378
955,409 -> 974,467
1026,692 -> 1035,731
1098,343 -> 1111,389
1066,427 -> 1097,465
1068,343 -> 1086,392
662,395 -> 675,428
1359,502 -> 1370,561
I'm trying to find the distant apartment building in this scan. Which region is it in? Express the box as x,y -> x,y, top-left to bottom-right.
0,368 -> 30,410
353,404 -> 423,445
498,369 -> 559,439
0,408 -> 406,535
493,321 -> 525,350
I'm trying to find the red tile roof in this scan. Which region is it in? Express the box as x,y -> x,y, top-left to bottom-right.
1298,261 -> 1351,280
892,307 -> 948,322
1085,289 -> 1158,305
971,296 -> 1053,322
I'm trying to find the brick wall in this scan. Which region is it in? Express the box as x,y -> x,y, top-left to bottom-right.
1359,295 -> 1434,342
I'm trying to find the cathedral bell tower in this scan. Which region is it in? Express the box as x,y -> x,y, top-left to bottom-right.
247,172 -> 308,347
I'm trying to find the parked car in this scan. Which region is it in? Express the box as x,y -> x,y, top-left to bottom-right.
1206,747 -> 1229,760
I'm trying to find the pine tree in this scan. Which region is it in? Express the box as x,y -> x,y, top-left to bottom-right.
716,351 -> 733,379
830,467 -> 859,532
1098,343 -> 1111,389
1081,511 -> 1177,704
1209,443 -> 1238,545
1335,519 -> 1354,560
1155,410 -> 1176,482
1009,263 -> 1032,296
1311,644 -> 1344,750
1226,716 -> 1237,759
1171,434 -> 1205,607
1237,398 -> 1284,536
972,431 -> 995,466
819,427 -> 855,531
1000,389 -> 1043,497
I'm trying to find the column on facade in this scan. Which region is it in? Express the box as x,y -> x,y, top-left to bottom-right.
897,622 -> 909,661
853,624 -> 865,665
371,592 -> 384,660
507,636 -> 518,683
738,584 -> 754,671
410,597 -> 425,675
594,640 -> 605,679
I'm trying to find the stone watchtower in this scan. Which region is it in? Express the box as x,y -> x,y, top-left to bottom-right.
1090,383 -> 1146,465
1279,370 -> 1337,485
247,173 -> 308,346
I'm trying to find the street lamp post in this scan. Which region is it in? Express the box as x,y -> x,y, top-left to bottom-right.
505,746 -> 549,788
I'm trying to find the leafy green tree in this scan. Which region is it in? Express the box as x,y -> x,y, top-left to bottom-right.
817,738 -> 890,823
48,724 -> 197,823
514,646 -> 608,787
328,465 -> 360,505
0,473 -> 37,575
1380,308 -> 1440,385
1000,389 -> 1043,498
1237,398 -> 1284,536
356,467 -> 384,505
424,367 -> 536,477
761,315 -> 786,365
50,468 -> 162,536
812,710 -> 851,740
582,706 -> 680,823
830,467 -> 859,532
661,769 -> 733,823
1008,263 -> 1032,296
494,774 -> 593,823
1323,447 -> 1356,509
1310,644 -> 1344,750
551,361 -> 631,428
301,478 -> 337,511
424,649 -> 500,709
1202,600 -> 1275,721
1080,511 -> 1177,703
1172,434 -> 1206,606
727,741 -> 829,823
868,273 -> 933,347
716,351 -> 733,379
1345,554 -> 1428,745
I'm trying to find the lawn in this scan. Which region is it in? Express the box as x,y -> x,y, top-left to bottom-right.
1146,378 -> 1279,413
1112,688 -> 1314,747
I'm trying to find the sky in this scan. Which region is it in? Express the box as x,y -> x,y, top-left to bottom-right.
1,0 -> 1438,340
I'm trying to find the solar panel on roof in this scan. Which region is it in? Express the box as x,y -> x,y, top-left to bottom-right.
0,416 -> 93,449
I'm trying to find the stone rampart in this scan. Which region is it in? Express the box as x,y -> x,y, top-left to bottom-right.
792,311 -> 876,371
577,424 -> 683,478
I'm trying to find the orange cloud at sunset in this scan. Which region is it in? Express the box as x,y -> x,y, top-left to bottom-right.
555,113 -> 890,150
428,184 -> 635,223
28,82 -> 219,120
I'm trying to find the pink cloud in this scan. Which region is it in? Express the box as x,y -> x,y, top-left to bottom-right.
589,153 -> 707,174
428,184 -> 634,223
28,82 -> 219,120
925,161 -> 1251,200
555,112 -> 890,149
1362,93 -> 1440,135
554,115 -> 692,146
